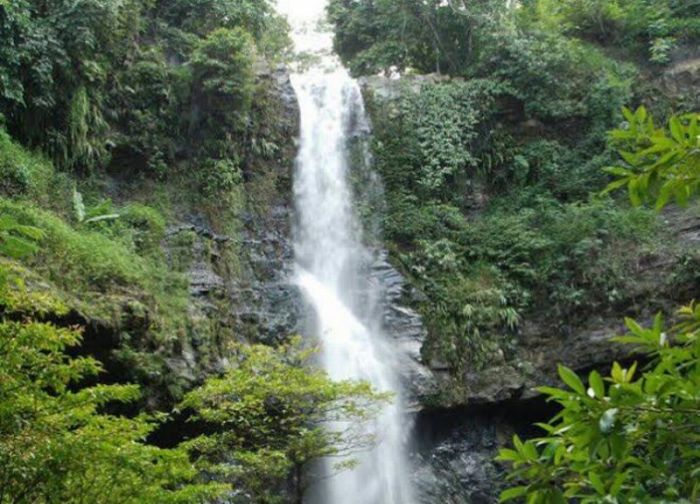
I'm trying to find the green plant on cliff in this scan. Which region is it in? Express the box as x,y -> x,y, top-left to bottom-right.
0,213 -> 43,259
328,0 -> 700,75
190,27 -> 255,123
497,307 -> 700,503
179,339 -> 391,503
524,0 -> 700,62
328,0 -> 512,75
0,0 -> 289,177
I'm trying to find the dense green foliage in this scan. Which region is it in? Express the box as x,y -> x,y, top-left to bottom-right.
402,198 -> 662,369
497,110 -> 700,502
497,308 -> 700,503
1,0 -> 699,500
0,263 -> 386,503
357,0 -> 699,375
0,0 -> 289,193
329,0 -> 700,75
0,264 -> 227,504
0,0 -> 297,401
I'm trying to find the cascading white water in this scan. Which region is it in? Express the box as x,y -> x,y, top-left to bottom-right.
277,1 -> 414,503
293,66 -> 413,504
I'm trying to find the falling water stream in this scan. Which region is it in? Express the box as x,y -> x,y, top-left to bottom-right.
277,1 -> 414,503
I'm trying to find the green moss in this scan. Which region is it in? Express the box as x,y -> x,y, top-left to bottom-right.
0,198 -> 188,344
122,203 -> 167,256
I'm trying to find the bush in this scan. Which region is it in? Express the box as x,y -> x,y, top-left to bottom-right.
191,27 -> 255,120
0,130 -> 54,201
197,157 -> 243,196
475,31 -> 634,123
121,203 -> 167,256
404,197 -> 660,370
498,308 -> 700,502
0,198 -> 188,340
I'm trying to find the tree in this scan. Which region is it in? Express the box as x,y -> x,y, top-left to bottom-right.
189,26 -> 256,165
603,107 -> 700,210
327,0 -> 510,76
497,109 -> 700,503
179,339 -> 391,503
158,0 -> 276,40
0,0 -> 143,171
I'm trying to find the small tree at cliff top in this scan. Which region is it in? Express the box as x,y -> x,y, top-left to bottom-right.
179,339 -> 391,504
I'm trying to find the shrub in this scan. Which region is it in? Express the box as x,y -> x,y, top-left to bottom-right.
603,107 -> 700,210
122,203 -> 167,256
497,308 -> 700,502
198,157 -> 243,196
0,130 -> 54,201
190,27 -> 255,121
0,198 -> 188,341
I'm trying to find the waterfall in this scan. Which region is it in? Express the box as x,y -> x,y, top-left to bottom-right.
278,2 -> 414,502
292,67 -> 413,504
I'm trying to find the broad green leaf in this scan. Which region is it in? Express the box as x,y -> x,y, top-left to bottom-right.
558,365 -> 585,395
603,166 -> 635,177
496,448 -> 522,463
84,214 -> 121,224
602,178 -> 631,195
634,106 -> 647,123
669,117 -> 684,143
589,472 -> 606,495
73,188 -> 86,223
500,486 -> 529,502
588,370 -> 605,399
619,151 -> 639,166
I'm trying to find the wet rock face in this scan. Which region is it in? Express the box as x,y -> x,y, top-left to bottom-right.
228,65 -> 303,346
156,64 -> 303,386
411,408 -> 516,504
371,252 -> 438,407
231,206 -> 302,346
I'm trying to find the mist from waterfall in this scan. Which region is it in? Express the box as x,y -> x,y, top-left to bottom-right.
278,2 -> 414,502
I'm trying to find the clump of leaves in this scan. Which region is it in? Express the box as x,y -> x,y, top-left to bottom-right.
497,306 -> 700,502
72,188 -> 120,225
603,107 -> 700,210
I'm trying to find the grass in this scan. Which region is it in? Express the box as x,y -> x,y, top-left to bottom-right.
0,198 -> 189,345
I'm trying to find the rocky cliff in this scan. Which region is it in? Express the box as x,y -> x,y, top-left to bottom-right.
359,73 -> 700,503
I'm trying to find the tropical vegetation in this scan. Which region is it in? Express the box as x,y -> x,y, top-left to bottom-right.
0,0 -> 699,501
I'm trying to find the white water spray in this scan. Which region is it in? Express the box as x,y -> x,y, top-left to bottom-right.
278,2 -> 414,502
